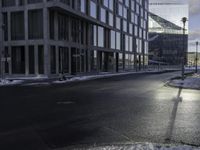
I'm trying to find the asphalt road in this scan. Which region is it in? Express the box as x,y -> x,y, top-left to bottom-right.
0,71 -> 200,150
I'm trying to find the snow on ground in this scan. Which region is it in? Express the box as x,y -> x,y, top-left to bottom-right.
0,79 -> 23,86
22,82 -> 50,86
169,73 -> 200,90
59,143 -> 200,150
53,70 -> 169,84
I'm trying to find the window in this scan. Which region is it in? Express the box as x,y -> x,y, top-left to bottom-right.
11,11 -> 25,40
91,50 -> 98,72
71,18 -> 80,43
125,0 -> 129,7
93,25 -> 97,46
125,35 -> 129,51
2,13 -> 8,41
2,0 -> 15,7
11,46 -> 25,74
90,1 -> 97,18
100,8 -> 106,23
110,31 -> 116,49
131,0 -> 135,11
123,20 -> 127,32
109,13 -> 113,26
118,4 -> 123,16
28,9 -> 43,39
38,45 -> 44,74
80,0 -> 86,13
28,0 -> 42,4
58,13 -> 69,41
109,0 -> 113,11
59,47 -> 69,73
50,46 -> 56,74
123,7 -> 127,19
103,0 -> 109,7
60,0 -> 70,5
116,17 -> 121,30
98,26 -> 104,47
49,11 -> 54,39
131,12 -> 135,23
129,36 -> 133,52
116,32 -> 121,50
19,0 -> 25,5
29,46 -> 35,74
129,23 -> 133,34
135,25 -> 138,36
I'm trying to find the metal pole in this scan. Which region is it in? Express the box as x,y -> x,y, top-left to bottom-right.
181,17 -> 187,80
196,41 -> 199,73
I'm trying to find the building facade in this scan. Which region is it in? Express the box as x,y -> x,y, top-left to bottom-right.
148,2 -> 188,65
0,0 -> 149,78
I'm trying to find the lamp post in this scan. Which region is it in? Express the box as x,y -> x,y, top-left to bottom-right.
196,41 -> 199,73
181,17 -> 187,80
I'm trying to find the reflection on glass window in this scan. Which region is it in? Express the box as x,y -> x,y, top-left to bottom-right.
116,17 -> 121,30
109,13 -> 113,27
118,4 -> 123,16
98,27 -> 104,47
116,32 -> 121,50
90,1 -> 97,18
100,8 -> 106,23
80,0 -> 86,13
111,31 -> 116,49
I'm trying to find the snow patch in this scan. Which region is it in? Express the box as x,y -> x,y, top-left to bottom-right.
0,79 -> 23,86
53,70 -> 169,84
169,74 -> 200,89
22,82 -> 50,86
61,143 -> 200,150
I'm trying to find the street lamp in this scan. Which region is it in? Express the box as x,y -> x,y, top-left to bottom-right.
181,17 -> 188,80
196,41 -> 199,73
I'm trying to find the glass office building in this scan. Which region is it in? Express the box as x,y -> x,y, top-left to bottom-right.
0,0 -> 149,78
149,2 -> 189,65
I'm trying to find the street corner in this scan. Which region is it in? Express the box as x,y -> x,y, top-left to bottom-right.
167,74 -> 200,90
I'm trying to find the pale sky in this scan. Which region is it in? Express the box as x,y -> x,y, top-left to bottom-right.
149,0 -> 200,52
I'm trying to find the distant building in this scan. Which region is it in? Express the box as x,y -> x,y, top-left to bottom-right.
0,0 -> 149,78
188,52 -> 200,66
148,2 -> 189,65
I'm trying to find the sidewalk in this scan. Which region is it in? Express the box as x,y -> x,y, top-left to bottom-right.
0,69 -> 180,87
168,73 -> 200,90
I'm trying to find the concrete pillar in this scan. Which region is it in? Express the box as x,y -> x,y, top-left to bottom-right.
43,7 -> 50,76
24,5 -> 28,41
25,7 -> 29,75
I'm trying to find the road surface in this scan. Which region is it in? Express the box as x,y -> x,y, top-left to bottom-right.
0,71 -> 200,150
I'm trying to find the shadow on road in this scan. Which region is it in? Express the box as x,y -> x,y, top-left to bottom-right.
165,87 -> 183,142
